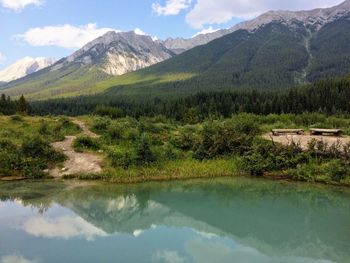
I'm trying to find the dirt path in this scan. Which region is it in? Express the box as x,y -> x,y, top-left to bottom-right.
49,120 -> 103,178
263,133 -> 350,150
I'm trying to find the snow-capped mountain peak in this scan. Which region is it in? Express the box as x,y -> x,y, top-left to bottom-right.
0,57 -> 56,83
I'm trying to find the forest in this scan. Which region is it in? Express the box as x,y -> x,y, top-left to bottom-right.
26,78 -> 350,121
1,77 -> 350,185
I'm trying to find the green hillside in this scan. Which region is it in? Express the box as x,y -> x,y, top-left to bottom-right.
3,16 -> 350,100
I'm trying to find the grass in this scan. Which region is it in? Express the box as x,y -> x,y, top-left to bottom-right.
0,116 -> 81,178
5,63 -> 196,101
1,113 -> 349,186
63,158 -> 239,183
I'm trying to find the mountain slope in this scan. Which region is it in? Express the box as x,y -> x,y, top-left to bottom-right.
102,15 -> 350,98
162,0 -> 350,53
2,31 -> 174,99
3,1 -> 350,100
0,57 -> 55,84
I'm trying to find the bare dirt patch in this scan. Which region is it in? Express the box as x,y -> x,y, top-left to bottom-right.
263,133 -> 350,150
49,120 -> 103,178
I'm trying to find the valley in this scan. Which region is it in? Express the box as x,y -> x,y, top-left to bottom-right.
1,1 -> 350,262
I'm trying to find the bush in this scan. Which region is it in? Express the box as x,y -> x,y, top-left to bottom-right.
51,118 -> 81,141
108,149 -> 134,169
39,121 -> 50,135
163,144 -> 181,161
135,134 -> 155,165
239,139 -> 308,176
73,136 -> 100,152
21,137 -> 64,162
107,123 -> 124,141
291,162 -> 321,182
10,115 -> 24,122
193,117 -> 260,160
92,118 -> 111,132
172,126 -> 199,151
0,137 -> 65,178
326,160 -> 349,182
95,105 -> 124,119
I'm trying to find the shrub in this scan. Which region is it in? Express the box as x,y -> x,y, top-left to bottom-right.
239,139 -> 308,176
92,118 -> 111,132
108,149 -> 134,169
21,137 -> 64,162
73,136 -> 100,152
326,160 -> 349,182
0,137 -> 65,178
39,121 -> 50,135
107,123 -> 124,141
10,115 -> 23,122
135,134 -> 155,165
95,105 -> 124,119
172,127 -> 199,151
291,162 -> 321,182
163,144 -> 181,161
193,117 -> 260,160
52,118 -> 81,140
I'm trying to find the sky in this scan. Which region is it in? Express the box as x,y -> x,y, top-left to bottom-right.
0,0 -> 345,69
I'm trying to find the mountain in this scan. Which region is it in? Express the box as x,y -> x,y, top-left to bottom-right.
2,31 -> 174,98
52,31 -> 174,76
93,0 -> 349,99
162,0 -> 350,53
3,1 -> 350,100
0,57 -> 55,83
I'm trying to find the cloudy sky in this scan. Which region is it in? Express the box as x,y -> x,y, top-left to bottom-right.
0,0 -> 344,68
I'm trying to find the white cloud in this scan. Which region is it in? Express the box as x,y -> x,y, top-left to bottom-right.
16,23 -> 120,49
0,255 -> 37,263
152,250 -> 186,263
23,216 -> 108,240
192,26 -> 219,38
133,28 -> 159,41
152,0 -> 192,16
1,0 -> 43,11
186,0 -> 344,28
134,28 -> 146,36
185,238 -> 335,263
133,229 -> 144,237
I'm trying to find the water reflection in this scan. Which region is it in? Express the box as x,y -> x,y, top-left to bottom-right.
0,255 -> 37,263
23,216 -> 107,240
0,178 -> 349,263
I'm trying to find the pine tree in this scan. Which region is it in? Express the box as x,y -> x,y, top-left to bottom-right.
17,95 -> 28,114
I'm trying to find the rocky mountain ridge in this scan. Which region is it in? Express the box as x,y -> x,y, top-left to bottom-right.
0,57 -> 55,83
162,0 -> 350,52
51,31 -> 174,76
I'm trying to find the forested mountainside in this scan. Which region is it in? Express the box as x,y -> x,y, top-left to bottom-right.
24,78 -> 350,120
2,1 -> 350,100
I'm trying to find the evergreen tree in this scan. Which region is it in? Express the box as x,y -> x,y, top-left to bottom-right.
17,95 -> 28,114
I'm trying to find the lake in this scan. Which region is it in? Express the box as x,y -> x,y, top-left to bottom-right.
0,177 -> 349,263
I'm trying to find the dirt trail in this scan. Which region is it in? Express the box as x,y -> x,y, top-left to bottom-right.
263,133 -> 350,150
49,120 -> 103,178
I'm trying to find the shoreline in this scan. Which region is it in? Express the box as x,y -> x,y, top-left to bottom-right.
2,170 -> 350,188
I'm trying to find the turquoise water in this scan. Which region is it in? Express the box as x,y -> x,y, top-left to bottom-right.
0,178 -> 349,263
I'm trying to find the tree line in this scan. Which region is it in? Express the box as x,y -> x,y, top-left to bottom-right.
0,94 -> 30,115
29,78 -> 350,121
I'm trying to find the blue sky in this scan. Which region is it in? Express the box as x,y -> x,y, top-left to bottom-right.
0,0 -> 344,69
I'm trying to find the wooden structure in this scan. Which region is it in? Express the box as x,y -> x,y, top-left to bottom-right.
310,128 -> 342,136
272,129 -> 304,136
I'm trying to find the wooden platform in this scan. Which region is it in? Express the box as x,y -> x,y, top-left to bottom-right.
272,129 -> 304,136
310,128 -> 342,136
